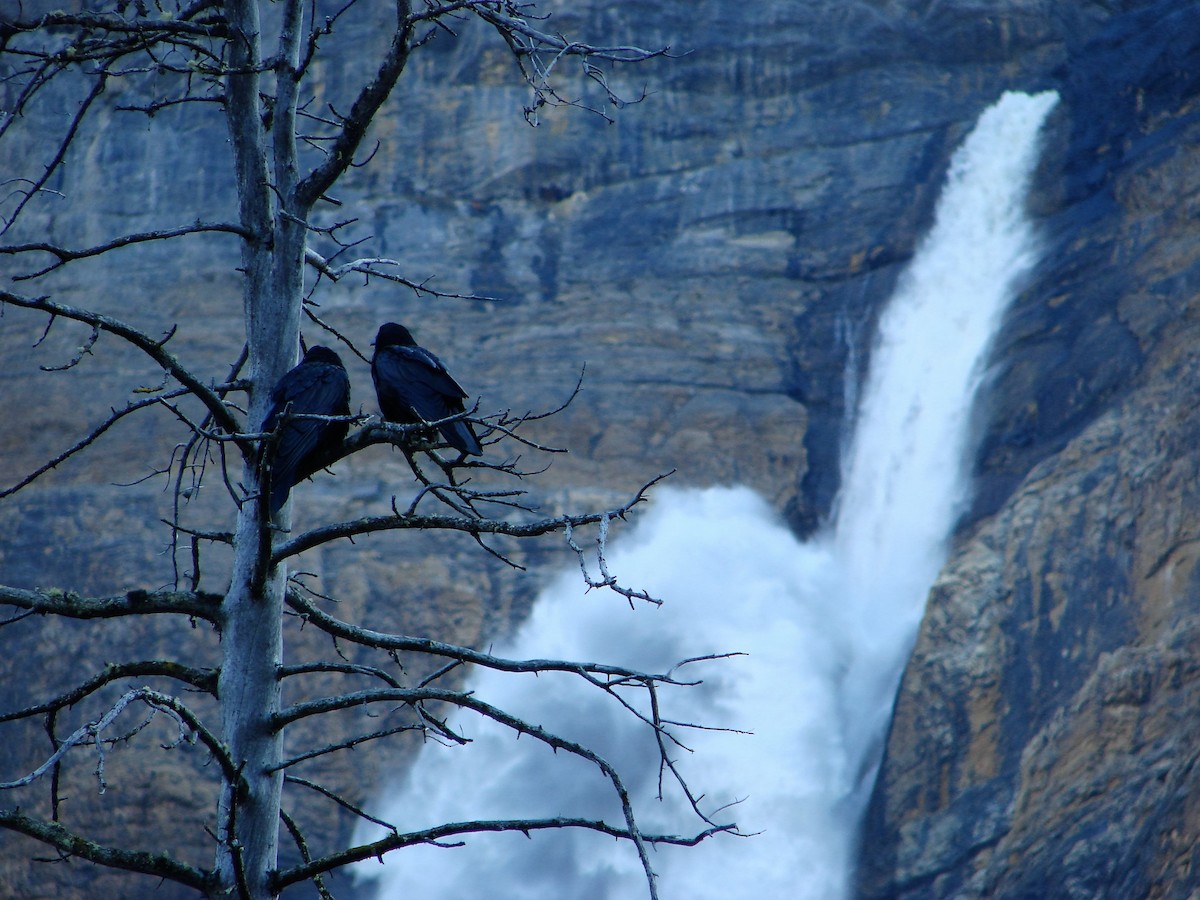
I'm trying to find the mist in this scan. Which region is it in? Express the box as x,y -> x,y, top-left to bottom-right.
357,90 -> 1058,899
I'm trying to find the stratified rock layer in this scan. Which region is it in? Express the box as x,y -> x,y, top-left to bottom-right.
861,2 -> 1200,896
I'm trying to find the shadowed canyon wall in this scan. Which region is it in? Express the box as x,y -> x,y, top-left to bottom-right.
861,2 -> 1200,896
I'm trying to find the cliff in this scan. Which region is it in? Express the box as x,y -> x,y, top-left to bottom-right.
1,0 -> 1198,897
860,2 -> 1200,896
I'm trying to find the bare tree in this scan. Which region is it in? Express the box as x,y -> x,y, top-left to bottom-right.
0,3 -> 736,898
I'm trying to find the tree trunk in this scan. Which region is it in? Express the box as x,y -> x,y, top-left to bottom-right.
216,1 -> 306,896
217,550 -> 285,899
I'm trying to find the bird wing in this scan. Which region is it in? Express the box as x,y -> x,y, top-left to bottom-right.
263,362 -> 351,510
373,345 -> 481,455
373,345 -> 468,422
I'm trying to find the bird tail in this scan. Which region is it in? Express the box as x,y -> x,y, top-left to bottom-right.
445,420 -> 483,456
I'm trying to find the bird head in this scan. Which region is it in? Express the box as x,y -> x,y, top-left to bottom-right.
374,322 -> 416,348
304,345 -> 345,367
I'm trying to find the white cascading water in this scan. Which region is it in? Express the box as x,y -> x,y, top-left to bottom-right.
356,90 -> 1058,900
831,89 -> 1059,806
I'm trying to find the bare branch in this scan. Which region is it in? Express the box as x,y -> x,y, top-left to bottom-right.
39,323 -> 100,371
272,470 -> 670,563
276,815 -> 734,891
0,690 -> 149,792
295,4 -> 415,208
297,0 -> 360,79
0,661 -> 216,724
275,685 -> 457,728
283,589 -> 701,687
304,247 -> 496,301
566,514 -> 663,606
277,660 -> 403,687
0,291 -> 245,443
270,724 -> 423,773
0,10 -> 226,41
0,808 -> 214,893
284,773 -> 397,833
470,3 -> 670,125
273,682 -> 736,895
0,686 -> 234,791
279,808 -> 335,900
0,380 -> 244,501
476,7 -> 669,64
1,68 -> 108,236
2,222 -> 252,281
0,585 -> 220,623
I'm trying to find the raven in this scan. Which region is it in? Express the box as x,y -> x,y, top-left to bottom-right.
261,345 -> 351,514
371,322 -> 482,456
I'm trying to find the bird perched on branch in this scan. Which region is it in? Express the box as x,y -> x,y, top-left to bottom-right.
261,345 -> 351,514
371,322 -> 482,456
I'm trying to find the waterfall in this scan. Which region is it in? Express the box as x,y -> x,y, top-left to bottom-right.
832,89 -> 1059,805
355,90 -> 1058,900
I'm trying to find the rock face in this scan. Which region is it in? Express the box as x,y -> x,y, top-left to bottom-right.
860,2 -> 1200,896
2,0 -> 1200,897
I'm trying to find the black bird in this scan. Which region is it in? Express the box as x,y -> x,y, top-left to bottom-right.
371,322 -> 482,456
261,345 -> 351,514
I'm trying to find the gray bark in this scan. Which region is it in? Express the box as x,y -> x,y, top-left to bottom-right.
215,1 -> 304,896
215,1 -> 410,892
